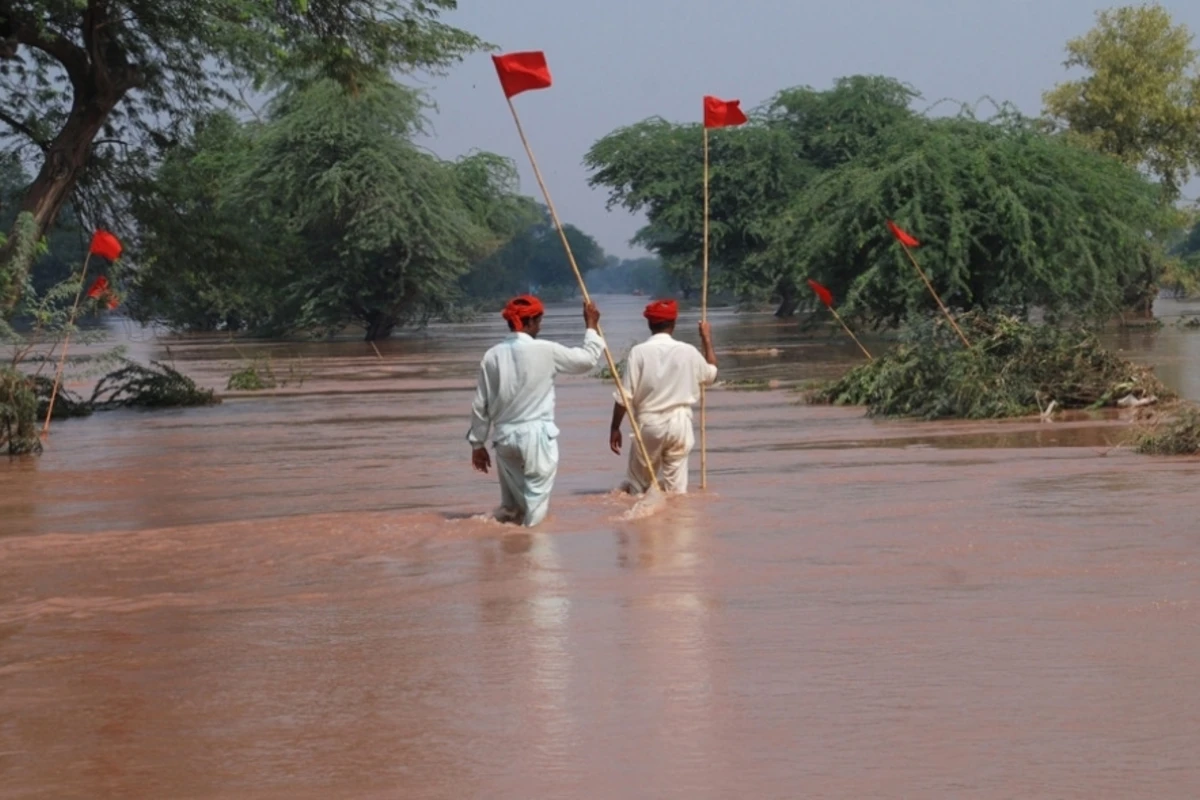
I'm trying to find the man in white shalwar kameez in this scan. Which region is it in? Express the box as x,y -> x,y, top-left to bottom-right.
609,299 -> 718,495
468,295 -> 604,526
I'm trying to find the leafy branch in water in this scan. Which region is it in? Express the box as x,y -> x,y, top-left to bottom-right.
1132,404 -> 1200,455
808,310 -> 1172,420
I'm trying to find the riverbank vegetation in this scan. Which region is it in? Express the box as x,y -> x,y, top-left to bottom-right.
807,312 -> 1172,420
1133,405 -> 1200,455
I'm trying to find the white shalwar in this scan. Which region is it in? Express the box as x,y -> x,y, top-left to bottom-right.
468,329 -> 605,526
616,333 -> 718,494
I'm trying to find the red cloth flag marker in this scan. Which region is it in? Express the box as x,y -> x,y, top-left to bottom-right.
703,96 -> 748,128
492,52 -> 552,98
106,294 -> 120,310
89,230 -> 122,261
807,279 -> 833,308
807,278 -> 873,361
86,275 -> 109,299
886,220 -> 920,248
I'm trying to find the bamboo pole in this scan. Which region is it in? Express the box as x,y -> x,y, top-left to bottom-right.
899,242 -> 971,348
828,306 -> 873,361
504,98 -> 660,492
700,126 -> 709,489
41,252 -> 94,437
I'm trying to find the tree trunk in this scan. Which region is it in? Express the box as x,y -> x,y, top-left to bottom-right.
364,310 -> 397,341
0,94 -> 119,312
774,280 -> 798,317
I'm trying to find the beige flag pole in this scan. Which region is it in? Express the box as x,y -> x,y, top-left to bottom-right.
42,251 -> 96,437
829,305 -> 873,361
503,98 -> 661,494
700,126 -> 710,489
897,240 -> 971,348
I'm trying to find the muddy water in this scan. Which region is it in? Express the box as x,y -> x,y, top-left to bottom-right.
3,296 -> 1200,799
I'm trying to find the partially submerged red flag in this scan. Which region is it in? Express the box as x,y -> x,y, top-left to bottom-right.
89,230 -> 122,261
492,51 -> 552,98
807,279 -> 833,308
86,275 -> 109,299
886,220 -> 920,248
703,96 -> 748,128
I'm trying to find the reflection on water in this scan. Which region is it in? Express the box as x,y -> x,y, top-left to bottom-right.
2,296 -> 1200,798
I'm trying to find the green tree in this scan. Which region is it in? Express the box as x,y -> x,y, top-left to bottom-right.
462,210 -> 606,300
127,111 -> 275,331
585,76 -> 918,315
1042,3 -> 1200,202
131,75 -> 529,340
763,110 -> 1173,326
0,0 -> 488,312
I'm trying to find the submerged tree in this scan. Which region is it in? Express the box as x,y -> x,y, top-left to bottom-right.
0,0 -> 487,312
461,208 -> 606,300
764,110 -> 1172,326
133,75 -> 532,340
585,76 -> 919,314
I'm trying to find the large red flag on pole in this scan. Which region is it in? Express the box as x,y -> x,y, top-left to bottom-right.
703,96 -> 748,128
43,229 -> 124,438
491,51 -> 552,98
699,94 -> 748,489
490,50 -> 659,494
807,279 -> 872,361
885,219 -> 971,347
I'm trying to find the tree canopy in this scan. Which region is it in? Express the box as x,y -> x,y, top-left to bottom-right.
586,74 -> 1176,323
763,110 -> 1171,326
1042,2 -> 1200,202
0,0 -> 488,311
131,74 -> 541,340
585,76 -> 918,312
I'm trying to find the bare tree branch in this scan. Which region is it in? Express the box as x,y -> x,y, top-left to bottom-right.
0,109 -> 47,151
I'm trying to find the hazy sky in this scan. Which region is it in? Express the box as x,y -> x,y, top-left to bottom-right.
415,0 -> 1200,258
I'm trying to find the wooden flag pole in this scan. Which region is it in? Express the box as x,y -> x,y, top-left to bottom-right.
899,243 -> 971,348
42,252 -> 95,437
828,306 -> 873,361
503,97 -> 660,493
699,126 -> 709,489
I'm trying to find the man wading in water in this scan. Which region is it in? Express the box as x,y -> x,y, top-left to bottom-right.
609,299 -> 718,494
468,295 -> 605,526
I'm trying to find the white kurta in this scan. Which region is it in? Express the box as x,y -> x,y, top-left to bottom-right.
469,329 -> 605,526
615,333 -> 718,494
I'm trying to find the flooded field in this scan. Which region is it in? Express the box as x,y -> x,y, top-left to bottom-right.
2,296 -> 1200,798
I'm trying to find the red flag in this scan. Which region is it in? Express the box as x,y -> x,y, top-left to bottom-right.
492,51 -> 552,98
704,96 -> 748,128
886,220 -> 920,248
807,279 -> 833,308
86,275 -> 109,299
106,294 -> 120,310
89,230 -> 122,261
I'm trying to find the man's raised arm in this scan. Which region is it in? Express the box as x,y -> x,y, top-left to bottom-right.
552,302 -> 605,375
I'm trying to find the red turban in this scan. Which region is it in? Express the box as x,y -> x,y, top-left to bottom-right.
502,294 -> 544,331
643,299 -> 678,324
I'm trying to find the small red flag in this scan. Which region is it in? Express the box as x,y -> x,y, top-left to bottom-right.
807,279 -> 833,308
703,96 -> 748,128
106,294 -> 119,310
89,230 -> 122,261
492,51 -> 552,98
886,220 -> 920,248
86,275 -> 109,299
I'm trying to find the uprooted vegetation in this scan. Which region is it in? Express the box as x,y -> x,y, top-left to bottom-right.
2,360 -> 218,455
808,311 -> 1172,420
1132,404 -> 1200,456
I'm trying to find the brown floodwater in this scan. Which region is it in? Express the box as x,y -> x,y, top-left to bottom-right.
3,296 -> 1200,799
